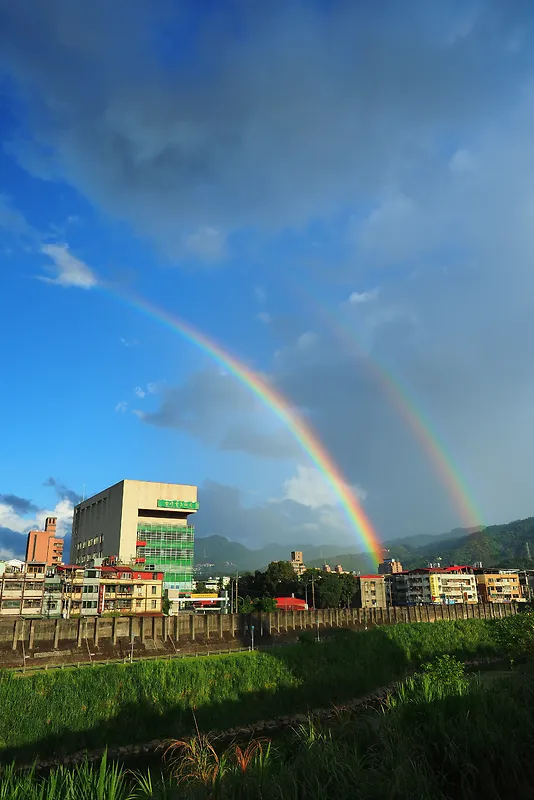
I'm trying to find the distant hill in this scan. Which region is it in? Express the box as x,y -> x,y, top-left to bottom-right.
194,535 -> 341,573
197,516 -> 534,575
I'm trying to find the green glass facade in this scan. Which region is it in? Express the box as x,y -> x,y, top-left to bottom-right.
136,523 -> 194,591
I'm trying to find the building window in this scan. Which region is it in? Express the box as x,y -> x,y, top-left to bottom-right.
151,599 -> 157,609
136,599 -> 142,608
151,585 -> 157,595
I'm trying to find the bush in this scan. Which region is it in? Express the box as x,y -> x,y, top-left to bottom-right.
493,611 -> 534,663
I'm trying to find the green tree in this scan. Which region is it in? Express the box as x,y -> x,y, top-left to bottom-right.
162,590 -> 171,616
339,574 -> 359,608
238,595 -> 255,613
253,597 -> 278,612
264,561 -> 298,597
316,573 -> 343,608
195,581 -> 208,594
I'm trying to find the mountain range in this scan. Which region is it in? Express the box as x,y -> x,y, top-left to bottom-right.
195,516 -> 534,574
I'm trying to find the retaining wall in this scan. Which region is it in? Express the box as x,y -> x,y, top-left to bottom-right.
0,603 -> 519,668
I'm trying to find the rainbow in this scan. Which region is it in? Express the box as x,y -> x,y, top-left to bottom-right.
105,288 -> 383,564
303,290 -> 484,530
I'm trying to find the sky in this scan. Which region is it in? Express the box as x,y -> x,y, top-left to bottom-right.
2,0 -> 534,560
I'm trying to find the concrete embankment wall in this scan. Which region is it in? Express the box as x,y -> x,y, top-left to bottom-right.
0,603 -> 519,669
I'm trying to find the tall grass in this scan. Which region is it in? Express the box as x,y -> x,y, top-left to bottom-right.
3,644 -> 534,798
0,751 -> 128,800
4,667 -> 534,799
0,616 -> 519,761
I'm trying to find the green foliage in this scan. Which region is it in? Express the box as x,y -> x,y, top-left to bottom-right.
237,595 -> 276,613
422,654 -> 467,687
0,750 -> 128,799
8,671 -> 534,799
493,610 -> 534,663
253,597 -> 277,612
0,616 -> 523,763
161,590 -> 171,616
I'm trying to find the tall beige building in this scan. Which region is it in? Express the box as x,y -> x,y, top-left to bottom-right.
70,480 -> 198,591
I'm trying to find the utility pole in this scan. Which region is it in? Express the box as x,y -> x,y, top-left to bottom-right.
232,570 -> 239,614
311,574 -> 315,609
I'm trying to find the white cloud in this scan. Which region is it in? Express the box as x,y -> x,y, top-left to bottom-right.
39,244 -> 98,289
0,496 -> 75,540
120,337 -> 138,347
256,311 -> 271,324
348,288 -> 379,305
279,465 -> 367,510
0,503 -> 31,534
37,497 -> 75,539
133,382 -> 160,400
115,401 -> 128,413
184,226 -> 227,261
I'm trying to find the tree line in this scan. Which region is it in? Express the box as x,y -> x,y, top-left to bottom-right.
228,560 -> 363,612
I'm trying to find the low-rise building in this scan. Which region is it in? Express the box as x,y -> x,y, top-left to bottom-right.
275,596 -> 308,611
0,561 -> 46,617
389,566 -> 478,605
356,575 -> 387,608
474,569 -> 523,602
378,558 -> 403,575
99,565 -> 163,615
43,569 -> 62,618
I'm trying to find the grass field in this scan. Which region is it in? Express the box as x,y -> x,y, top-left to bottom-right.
0,615 -> 512,762
2,655 -> 534,798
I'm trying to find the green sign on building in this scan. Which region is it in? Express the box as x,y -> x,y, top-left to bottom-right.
157,499 -> 199,510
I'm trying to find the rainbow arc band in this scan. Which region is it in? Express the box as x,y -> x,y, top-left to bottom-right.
105,288 -> 383,564
295,284 -> 484,531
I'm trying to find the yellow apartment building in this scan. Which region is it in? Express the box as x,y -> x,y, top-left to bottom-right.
475,570 -> 523,602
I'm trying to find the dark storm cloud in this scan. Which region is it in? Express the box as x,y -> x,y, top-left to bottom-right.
0,1 -> 531,258
140,368 -> 300,459
0,528 -> 26,559
43,478 -> 82,507
0,494 -> 38,516
194,479 -> 354,549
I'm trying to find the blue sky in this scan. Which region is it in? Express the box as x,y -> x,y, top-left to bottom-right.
2,0 -> 534,558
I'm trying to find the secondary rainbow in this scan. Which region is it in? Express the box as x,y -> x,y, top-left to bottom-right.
105,287 -> 383,564
303,290 -> 484,530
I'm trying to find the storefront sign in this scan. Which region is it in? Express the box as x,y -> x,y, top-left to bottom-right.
157,499 -> 199,510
